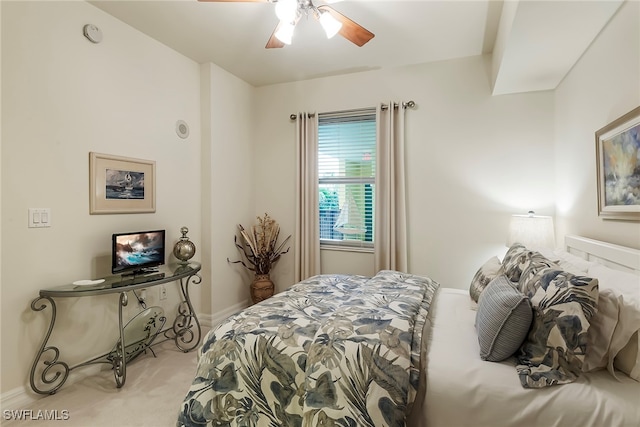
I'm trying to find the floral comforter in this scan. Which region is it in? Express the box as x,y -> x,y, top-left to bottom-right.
177,270 -> 439,427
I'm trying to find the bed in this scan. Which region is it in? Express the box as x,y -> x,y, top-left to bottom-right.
178,235 -> 640,427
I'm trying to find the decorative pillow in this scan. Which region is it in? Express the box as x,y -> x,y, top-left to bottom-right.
516,268 -> 599,388
476,275 -> 533,362
469,256 -> 502,304
587,264 -> 640,381
499,244 -> 559,287
517,252 -> 561,298
498,243 -> 529,283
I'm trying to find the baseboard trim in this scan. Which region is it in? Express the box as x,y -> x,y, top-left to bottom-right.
2,301 -> 250,411
1,384 -> 35,412
199,300 -> 250,329
1,364 -> 105,411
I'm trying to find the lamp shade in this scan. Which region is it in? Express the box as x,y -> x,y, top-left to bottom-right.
275,21 -> 295,45
507,212 -> 555,250
275,0 -> 297,22
319,11 -> 342,38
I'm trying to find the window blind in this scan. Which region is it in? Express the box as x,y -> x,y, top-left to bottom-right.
318,109 -> 376,248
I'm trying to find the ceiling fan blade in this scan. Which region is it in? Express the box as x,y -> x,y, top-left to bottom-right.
317,5 -> 374,47
266,22 -> 286,49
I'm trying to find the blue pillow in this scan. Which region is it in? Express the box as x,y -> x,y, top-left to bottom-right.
476,275 -> 533,362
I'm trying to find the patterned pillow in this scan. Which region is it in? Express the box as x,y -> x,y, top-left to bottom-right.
517,252 -> 560,295
476,275 -> 533,362
516,268 -> 599,388
499,243 -> 559,286
498,243 -> 529,283
469,256 -> 502,303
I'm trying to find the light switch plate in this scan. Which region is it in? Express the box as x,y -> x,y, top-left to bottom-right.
28,208 -> 51,228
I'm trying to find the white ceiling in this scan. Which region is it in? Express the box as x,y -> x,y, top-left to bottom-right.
89,0 -> 624,93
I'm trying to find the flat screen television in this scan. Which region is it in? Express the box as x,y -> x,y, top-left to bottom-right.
112,229 -> 166,275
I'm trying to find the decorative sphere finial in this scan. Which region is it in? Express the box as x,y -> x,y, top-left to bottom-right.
173,226 -> 196,265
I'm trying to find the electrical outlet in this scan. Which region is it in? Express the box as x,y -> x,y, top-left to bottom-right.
159,285 -> 167,300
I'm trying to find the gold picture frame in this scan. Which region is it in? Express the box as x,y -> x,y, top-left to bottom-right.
89,152 -> 156,214
595,106 -> 640,221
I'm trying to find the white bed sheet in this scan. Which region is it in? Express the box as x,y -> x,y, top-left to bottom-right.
419,288 -> 640,427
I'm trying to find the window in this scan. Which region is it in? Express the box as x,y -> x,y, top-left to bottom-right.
318,109 -> 376,249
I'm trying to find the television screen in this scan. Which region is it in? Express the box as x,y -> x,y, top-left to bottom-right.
112,229 -> 165,275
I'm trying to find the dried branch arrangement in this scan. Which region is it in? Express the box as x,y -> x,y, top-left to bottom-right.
228,213 -> 291,275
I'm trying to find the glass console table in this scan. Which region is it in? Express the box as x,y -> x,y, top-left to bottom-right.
29,262 -> 202,395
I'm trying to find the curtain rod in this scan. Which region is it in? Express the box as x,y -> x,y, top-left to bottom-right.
381,100 -> 416,111
290,112 -> 316,120
289,101 -> 416,120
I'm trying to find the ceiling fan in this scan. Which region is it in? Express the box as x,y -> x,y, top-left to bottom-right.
197,0 -> 375,49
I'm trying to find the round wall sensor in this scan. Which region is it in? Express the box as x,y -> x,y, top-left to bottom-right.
176,120 -> 190,139
83,24 -> 103,44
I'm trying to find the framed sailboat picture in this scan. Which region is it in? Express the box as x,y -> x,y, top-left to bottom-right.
89,152 -> 156,214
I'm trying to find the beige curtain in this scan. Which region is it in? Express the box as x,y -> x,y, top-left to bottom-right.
375,102 -> 408,272
294,112 -> 321,283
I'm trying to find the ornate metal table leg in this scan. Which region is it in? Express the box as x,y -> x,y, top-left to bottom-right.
112,292 -> 128,387
30,296 -> 70,395
172,273 -> 202,352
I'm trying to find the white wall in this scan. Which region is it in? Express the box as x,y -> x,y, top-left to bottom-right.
555,0 -> 640,249
253,56 -> 555,290
1,1 -> 202,396
201,62 -> 256,317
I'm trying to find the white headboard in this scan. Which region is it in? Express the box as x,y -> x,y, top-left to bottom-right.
565,235 -> 640,275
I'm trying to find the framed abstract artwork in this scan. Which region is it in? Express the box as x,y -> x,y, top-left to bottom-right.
595,106 -> 640,220
89,152 -> 156,214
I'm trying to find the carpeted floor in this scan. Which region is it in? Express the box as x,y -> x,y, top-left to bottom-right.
4,338 -> 202,427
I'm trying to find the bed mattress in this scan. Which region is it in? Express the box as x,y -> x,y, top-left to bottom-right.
420,288 -> 640,427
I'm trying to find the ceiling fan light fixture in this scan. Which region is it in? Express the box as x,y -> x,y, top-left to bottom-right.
275,21 -> 295,45
275,0 -> 298,23
319,11 -> 342,39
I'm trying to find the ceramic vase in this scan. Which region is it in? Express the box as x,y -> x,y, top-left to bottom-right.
250,274 -> 274,304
